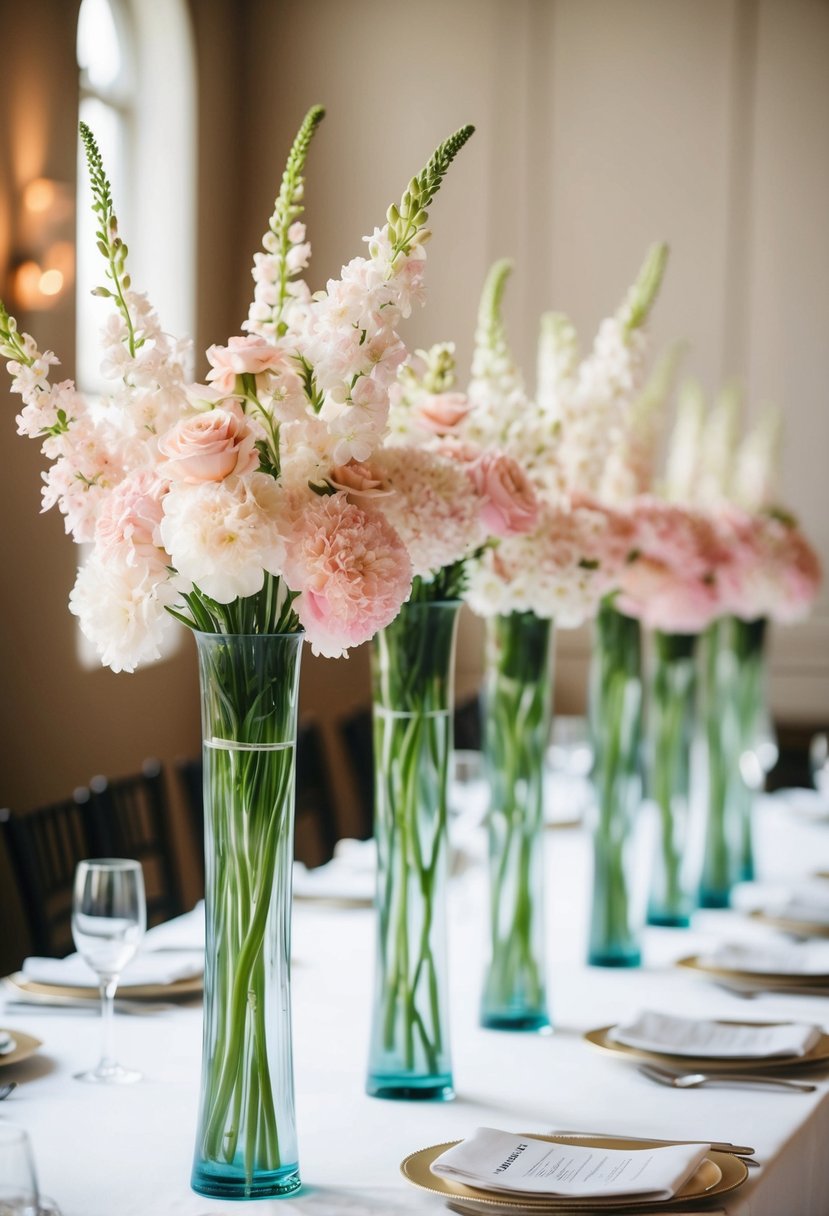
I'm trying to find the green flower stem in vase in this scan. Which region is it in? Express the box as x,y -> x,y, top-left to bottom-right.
588,601 -> 644,968
366,600 -> 461,1100
479,611 -> 554,1031
646,630 -> 698,928
191,631 -> 303,1200
699,615 -> 768,907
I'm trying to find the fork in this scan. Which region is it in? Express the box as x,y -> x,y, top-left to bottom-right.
638,1063 -> 816,1092
0,1081 -> 18,1100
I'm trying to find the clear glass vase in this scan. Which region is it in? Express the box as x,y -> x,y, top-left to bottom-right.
191,631 -> 303,1199
588,602 -> 644,967
646,630 -> 698,928
479,611 -> 554,1031
366,600 -> 461,1100
698,615 -> 768,908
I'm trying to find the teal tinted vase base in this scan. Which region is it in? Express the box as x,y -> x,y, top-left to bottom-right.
366,1073 -> 454,1102
589,948 -> 642,968
480,1010 -> 551,1033
191,1160 -> 301,1200
698,888 -> 731,910
647,910 -> 691,929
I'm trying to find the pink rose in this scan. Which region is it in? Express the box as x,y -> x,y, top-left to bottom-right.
205,335 -> 287,394
328,460 -> 391,497
472,453 -> 539,537
158,403 -> 259,484
416,392 -> 471,434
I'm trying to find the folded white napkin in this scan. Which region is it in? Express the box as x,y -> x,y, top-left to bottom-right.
701,941 -> 829,977
142,902 -> 205,952
22,949 -> 203,989
773,788 -> 829,820
293,839 -> 375,903
771,882 -> 829,926
611,1010 -> 821,1058
430,1128 -> 709,1200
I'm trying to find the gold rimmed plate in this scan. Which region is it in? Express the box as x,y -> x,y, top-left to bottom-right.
677,953 -> 829,986
8,972 -> 203,1001
0,1030 -> 42,1068
400,1136 -> 747,1212
747,910 -> 829,940
585,1022 -> 829,1071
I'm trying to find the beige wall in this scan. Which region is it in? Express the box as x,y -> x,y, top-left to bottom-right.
1,0 -> 828,964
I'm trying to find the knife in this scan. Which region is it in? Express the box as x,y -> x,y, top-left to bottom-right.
550,1129 -> 756,1158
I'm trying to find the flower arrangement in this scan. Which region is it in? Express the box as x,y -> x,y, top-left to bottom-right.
1,106 -> 475,668
460,250 -> 668,627
662,383 -> 822,625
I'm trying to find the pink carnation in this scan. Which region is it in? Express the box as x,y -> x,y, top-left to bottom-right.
471,452 -> 539,537
280,492 -> 412,657
205,335 -> 287,395
615,497 -> 727,633
95,469 -> 169,570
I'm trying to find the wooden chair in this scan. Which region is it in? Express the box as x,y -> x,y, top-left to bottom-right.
176,721 -> 340,873
87,759 -> 184,927
0,788 -> 94,957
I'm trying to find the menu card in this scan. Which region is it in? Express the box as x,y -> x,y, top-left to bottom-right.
611,1009 -> 821,1058
430,1128 -> 709,1200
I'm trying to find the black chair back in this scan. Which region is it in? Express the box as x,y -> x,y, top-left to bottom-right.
176,721 -> 340,873
340,694 -> 483,838
87,759 -> 183,927
0,788 -> 94,957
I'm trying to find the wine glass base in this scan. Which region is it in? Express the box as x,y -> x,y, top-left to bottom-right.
74,1062 -> 141,1085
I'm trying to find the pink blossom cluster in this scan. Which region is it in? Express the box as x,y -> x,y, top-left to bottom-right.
715,507 -> 822,625
378,343 -> 541,582
465,498 -> 636,627
614,497 -> 727,633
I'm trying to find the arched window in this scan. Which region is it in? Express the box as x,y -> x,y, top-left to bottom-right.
75,0 -> 196,665
76,0 -> 195,392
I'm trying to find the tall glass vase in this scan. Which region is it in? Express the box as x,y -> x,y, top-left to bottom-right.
366,600 -> 460,1100
699,615 -> 768,908
479,611 -> 554,1031
191,631 -> 303,1199
646,630 -> 698,928
588,602 -> 644,967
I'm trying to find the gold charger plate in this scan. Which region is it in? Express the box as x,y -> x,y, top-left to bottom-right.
748,910 -> 829,939
677,952 -> 829,987
0,1030 -> 42,1068
585,1022 -> 829,1071
9,972 -> 203,1001
401,1136 -> 746,1212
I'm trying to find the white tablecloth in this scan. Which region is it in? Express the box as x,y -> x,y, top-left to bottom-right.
3,796 -> 829,1215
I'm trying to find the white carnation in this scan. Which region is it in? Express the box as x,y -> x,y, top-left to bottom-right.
69,552 -> 179,673
160,473 -> 286,603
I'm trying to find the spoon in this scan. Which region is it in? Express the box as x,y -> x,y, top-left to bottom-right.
0,1081 -> 18,1100
638,1063 -> 816,1092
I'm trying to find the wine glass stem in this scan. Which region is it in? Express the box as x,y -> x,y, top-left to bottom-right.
99,976 -> 118,1070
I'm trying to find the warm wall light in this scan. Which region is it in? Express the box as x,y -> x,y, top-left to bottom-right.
8,177 -> 74,312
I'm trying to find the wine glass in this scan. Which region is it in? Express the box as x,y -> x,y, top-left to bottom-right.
71,858 -> 146,1084
0,1124 -> 60,1215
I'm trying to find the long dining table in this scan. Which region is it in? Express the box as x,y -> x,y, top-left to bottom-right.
3,792 -> 829,1215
